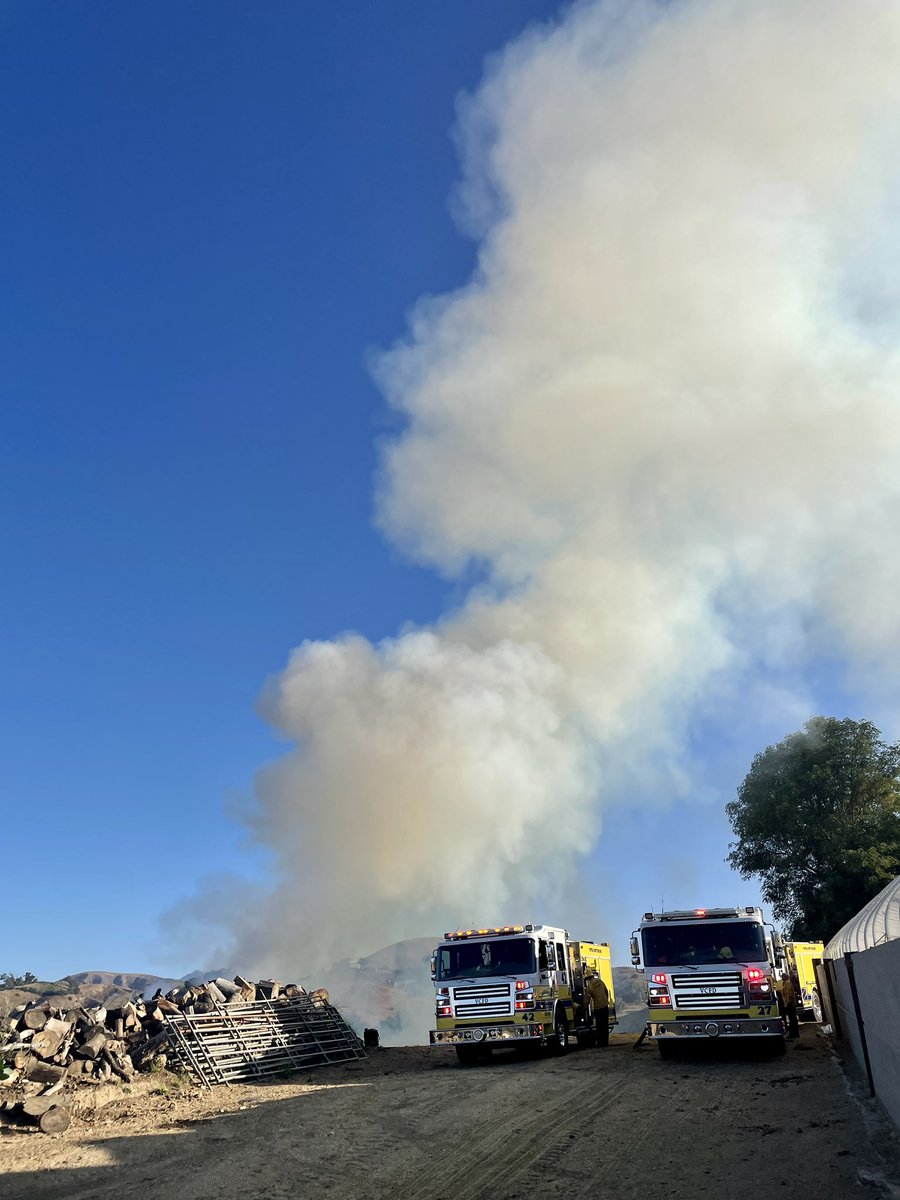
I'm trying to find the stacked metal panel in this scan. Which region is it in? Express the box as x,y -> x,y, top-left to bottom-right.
162,995 -> 366,1087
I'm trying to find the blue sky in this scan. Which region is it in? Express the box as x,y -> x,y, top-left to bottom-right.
0,0 -> 573,977
2,1 -> 878,981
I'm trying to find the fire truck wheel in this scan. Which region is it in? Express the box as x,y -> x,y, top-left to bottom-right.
812,989 -> 823,1023
595,1007 -> 610,1048
657,1038 -> 678,1059
766,1033 -> 787,1056
550,1009 -> 569,1055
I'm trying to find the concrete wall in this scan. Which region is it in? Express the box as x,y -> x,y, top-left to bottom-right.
828,941 -> 900,1132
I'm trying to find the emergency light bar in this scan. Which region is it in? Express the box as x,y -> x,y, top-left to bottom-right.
444,925 -> 526,940
650,907 -> 756,922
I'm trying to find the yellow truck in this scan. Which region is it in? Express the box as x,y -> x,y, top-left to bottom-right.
429,923 -> 617,1065
784,941 -> 825,1022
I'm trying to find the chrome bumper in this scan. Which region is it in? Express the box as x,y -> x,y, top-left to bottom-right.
649,1017 -> 784,1039
430,1024 -> 544,1045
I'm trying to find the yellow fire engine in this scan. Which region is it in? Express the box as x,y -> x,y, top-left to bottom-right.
632,906 -> 798,1056
429,923 -> 617,1065
784,941 -> 825,1022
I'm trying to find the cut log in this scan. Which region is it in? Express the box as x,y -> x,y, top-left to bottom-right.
256,979 -> 282,1000
22,1096 -> 57,1119
213,978 -> 240,998
24,1060 -> 65,1085
76,1028 -> 107,1060
80,1004 -> 106,1027
39,1106 -> 70,1134
3,1040 -> 31,1055
54,1032 -> 75,1063
30,1030 -> 62,1060
237,981 -> 257,1002
205,982 -> 226,1005
130,1030 -> 168,1069
44,1017 -> 71,1039
101,1048 -> 131,1080
22,1009 -> 48,1032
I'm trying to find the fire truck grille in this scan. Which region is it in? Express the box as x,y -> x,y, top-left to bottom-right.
671,971 -> 743,1010
451,983 -> 513,1019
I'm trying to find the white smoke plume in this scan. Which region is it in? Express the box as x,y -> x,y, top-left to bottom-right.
220,0 -> 900,995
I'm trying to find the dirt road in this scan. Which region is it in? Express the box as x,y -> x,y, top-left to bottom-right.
3,1026 -> 900,1200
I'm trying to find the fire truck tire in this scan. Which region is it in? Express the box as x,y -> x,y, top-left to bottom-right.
595,1007 -> 610,1048
657,1038 -> 678,1059
550,1009 -> 569,1055
812,989 -> 823,1024
768,1034 -> 787,1056
455,1045 -> 483,1066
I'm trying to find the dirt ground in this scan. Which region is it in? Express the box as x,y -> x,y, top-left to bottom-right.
3,1025 -> 900,1200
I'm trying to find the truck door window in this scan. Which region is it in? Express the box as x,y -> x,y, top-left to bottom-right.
555,943 -> 567,982
540,941 -> 552,971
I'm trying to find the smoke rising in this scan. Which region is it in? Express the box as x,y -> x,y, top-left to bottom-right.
221,0 -> 900,1000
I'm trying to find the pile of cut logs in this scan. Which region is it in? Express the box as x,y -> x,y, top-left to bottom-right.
1,975 -> 330,1133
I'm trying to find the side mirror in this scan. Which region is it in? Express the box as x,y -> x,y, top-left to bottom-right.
771,930 -> 785,963
630,937 -> 640,965
430,954 -> 436,980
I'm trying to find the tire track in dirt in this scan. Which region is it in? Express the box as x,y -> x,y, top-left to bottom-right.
399,1052 -> 640,1200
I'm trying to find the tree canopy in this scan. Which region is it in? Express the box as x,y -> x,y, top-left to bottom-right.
726,717 -> 900,940
0,971 -> 37,988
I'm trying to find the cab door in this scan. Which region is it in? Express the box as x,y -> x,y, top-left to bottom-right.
554,940 -> 571,1012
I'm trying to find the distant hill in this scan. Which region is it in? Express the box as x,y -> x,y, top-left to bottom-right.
67,970 -> 178,993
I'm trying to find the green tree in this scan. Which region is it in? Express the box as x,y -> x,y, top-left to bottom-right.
726,717 -> 900,940
0,971 -> 38,989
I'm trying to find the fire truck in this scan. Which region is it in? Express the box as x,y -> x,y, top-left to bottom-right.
784,941 -> 825,1022
631,906 -> 797,1056
429,923 -> 617,1065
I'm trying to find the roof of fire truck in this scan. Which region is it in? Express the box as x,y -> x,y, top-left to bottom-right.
639,906 -> 765,925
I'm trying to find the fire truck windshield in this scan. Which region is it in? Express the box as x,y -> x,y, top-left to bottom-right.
642,921 -> 767,968
436,938 -> 537,980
